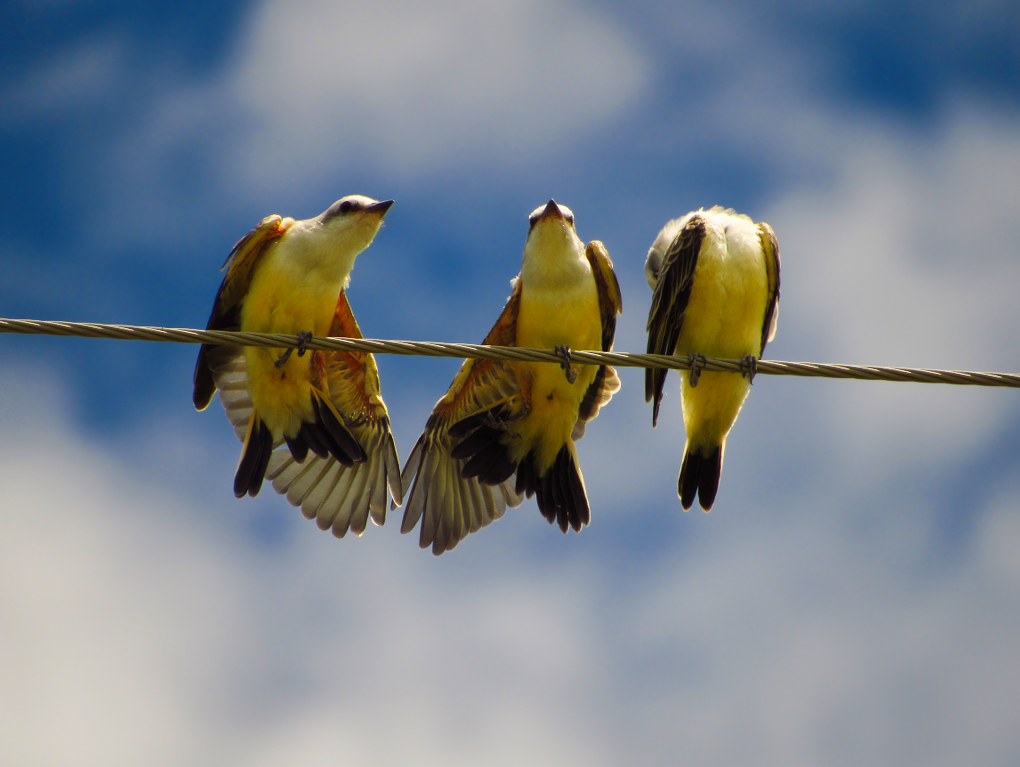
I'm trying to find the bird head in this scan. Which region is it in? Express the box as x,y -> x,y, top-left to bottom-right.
317,195 -> 394,254
525,199 -> 579,249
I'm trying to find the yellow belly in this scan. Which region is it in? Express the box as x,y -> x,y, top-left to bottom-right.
676,230 -> 768,450
511,280 -> 602,471
240,257 -> 341,439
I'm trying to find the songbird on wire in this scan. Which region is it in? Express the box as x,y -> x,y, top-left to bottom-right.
400,199 -> 623,554
193,196 -> 402,537
645,206 -> 780,511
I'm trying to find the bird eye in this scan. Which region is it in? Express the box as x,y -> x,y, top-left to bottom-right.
564,214 -> 574,224
339,200 -> 354,215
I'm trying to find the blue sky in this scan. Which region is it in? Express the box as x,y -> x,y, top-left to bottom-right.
3,1 -> 1020,764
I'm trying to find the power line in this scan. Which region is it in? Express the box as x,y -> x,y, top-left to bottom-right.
2,317 -> 1019,389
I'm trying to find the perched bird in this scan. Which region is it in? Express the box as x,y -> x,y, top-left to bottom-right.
401,200 -> 623,555
193,195 -> 402,537
645,206 -> 780,511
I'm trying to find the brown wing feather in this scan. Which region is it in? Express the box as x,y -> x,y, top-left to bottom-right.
645,216 -> 705,427
264,290 -> 402,537
422,280 -> 521,431
757,222 -> 781,357
193,214 -> 293,410
575,241 -> 624,437
400,282 -> 525,554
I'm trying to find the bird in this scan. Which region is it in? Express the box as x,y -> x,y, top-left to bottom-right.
193,195 -> 403,537
644,206 -> 780,511
399,199 -> 623,555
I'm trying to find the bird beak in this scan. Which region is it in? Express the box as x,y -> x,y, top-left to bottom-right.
366,199 -> 394,217
537,199 -> 564,222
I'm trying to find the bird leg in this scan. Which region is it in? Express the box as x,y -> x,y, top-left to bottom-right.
687,353 -> 707,387
274,331 -> 314,369
295,331 -> 313,357
740,354 -> 758,384
555,345 -> 578,384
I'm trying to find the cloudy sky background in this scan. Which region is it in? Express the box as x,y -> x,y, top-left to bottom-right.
3,1 -> 1020,764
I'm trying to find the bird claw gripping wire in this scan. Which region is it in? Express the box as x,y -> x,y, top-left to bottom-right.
740,354 -> 758,384
275,331 -> 314,369
687,353 -> 707,387
555,345 -> 578,384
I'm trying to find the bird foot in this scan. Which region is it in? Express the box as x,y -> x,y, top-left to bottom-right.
555,345 -> 578,384
740,354 -> 758,383
296,331 -> 313,357
274,331 -> 314,369
687,353 -> 707,387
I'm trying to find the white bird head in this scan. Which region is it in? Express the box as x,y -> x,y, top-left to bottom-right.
645,216 -> 690,290
316,194 -> 394,253
525,199 -> 581,251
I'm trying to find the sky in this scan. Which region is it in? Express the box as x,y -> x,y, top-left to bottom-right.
2,1 -> 1020,765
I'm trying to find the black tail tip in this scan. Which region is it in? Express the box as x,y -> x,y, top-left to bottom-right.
678,445 -> 722,511
234,419 -> 274,498
528,446 -> 589,534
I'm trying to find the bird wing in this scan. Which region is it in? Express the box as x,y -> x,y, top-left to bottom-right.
193,214 -> 295,410
400,281 -> 526,555
264,290 -> 402,537
758,222 -> 781,355
645,215 -> 706,427
573,240 -> 624,439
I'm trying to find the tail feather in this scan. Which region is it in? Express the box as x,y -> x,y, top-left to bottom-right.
234,415 -> 274,498
567,457 -> 589,529
311,396 -> 366,465
678,444 -> 723,511
522,446 -> 590,533
556,458 -> 574,532
284,433 -> 309,463
452,409 -> 518,486
298,421 -> 330,461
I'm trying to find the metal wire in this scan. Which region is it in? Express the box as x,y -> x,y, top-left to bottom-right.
2,317 -> 1019,388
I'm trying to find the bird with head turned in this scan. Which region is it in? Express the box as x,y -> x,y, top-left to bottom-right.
194,195 -> 403,538
645,206 -> 780,511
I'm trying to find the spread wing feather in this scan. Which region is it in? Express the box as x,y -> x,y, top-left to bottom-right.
645,215 -> 706,427
209,290 -> 401,536
400,282 -> 524,555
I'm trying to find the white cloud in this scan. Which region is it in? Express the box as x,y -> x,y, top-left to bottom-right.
615,491 -> 1020,766
5,8 -> 1020,763
0,367 -> 607,766
221,0 -> 647,185
764,112 -> 1020,470
3,132 -> 1020,760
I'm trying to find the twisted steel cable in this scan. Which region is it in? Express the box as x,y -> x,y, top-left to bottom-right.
1,317 -> 1019,388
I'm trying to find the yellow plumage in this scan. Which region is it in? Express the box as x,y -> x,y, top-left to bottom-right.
645,206 -> 780,510
193,196 -> 402,533
400,200 -> 622,554
511,227 -> 603,472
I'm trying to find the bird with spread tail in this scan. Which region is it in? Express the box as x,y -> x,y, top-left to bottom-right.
193,195 -> 403,537
400,200 -> 623,555
645,206 -> 780,511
